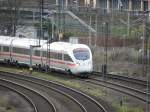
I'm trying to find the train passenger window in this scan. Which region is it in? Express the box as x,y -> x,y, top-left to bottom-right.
55,53 -> 62,60
64,54 -> 73,62
24,49 -> 30,55
49,52 -> 62,60
13,47 -> 29,55
73,48 -> 90,60
3,46 -> 9,52
49,52 -> 55,59
34,50 -> 40,56
0,46 -> 1,52
42,51 -> 47,57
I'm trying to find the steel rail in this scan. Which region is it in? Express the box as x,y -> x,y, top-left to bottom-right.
84,78 -> 150,103
0,71 -> 108,112
0,84 -> 38,112
0,72 -> 87,112
0,78 -> 56,112
93,71 -> 150,87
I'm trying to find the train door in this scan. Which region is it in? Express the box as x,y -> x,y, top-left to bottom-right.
3,46 -> 10,60
56,53 -> 64,70
0,45 -> 3,60
0,45 -> 1,60
9,44 -> 13,61
64,54 -> 74,72
42,50 -> 46,66
62,53 -> 68,71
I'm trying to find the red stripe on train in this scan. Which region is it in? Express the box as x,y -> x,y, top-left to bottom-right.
0,52 -> 76,67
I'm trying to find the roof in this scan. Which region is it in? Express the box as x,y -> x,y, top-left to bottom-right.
42,41 -> 89,53
0,36 -> 46,48
0,36 -> 90,53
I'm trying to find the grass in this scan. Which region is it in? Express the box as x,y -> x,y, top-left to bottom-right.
0,66 -> 106,97
111,96 -> 145,112
113,103 -> 144,112
0,66 -> 145,112
118,106 -> 144,112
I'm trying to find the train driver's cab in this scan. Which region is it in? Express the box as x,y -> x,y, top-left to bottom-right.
72,48 -> 93,74
73,48 -> 90,61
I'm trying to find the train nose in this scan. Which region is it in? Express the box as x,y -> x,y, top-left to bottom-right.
76,61 -> 93,72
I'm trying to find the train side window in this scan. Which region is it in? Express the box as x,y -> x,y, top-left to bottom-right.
42,51 -> 47,57
64,54 -> 73,62
50,52 -> 56,59
34,50 -> 40,56
13,47 -> 29,55
3,46 -> 9,52
56,53 -> 62,60
50,52 -> 62,60
0,46 -> 1,53
24,49 -> 30,55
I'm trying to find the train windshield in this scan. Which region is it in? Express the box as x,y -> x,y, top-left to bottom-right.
73,48 -> 90,60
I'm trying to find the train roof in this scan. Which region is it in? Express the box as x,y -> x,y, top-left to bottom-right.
42,41 -> 89,53
0,36 -> 46,48
0,36 -> 90,53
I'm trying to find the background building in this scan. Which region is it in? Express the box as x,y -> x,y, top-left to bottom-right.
0,0 -> 149,39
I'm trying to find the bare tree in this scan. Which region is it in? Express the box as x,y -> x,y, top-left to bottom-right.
0,0 -> 21,36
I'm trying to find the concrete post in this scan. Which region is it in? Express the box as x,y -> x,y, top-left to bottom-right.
85,0 -> 87,6
56,0 -> 58,5
129,0 -> 132,11
65,0 -> 68,9
93,0 -> 96,8
107,0 -> 110,13
148,0 -> 150,21
149,0 -> 150,10
141,0 -> 144,11
85,0 -> 90,7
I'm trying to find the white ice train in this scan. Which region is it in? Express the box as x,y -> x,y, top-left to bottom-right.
0,36 -> 93,77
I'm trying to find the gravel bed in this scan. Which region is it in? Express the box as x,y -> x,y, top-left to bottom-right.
0,86 -> 34,112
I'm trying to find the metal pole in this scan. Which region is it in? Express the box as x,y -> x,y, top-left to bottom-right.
89,15 -> 92,46
51,17 -> 54,39
145,18 -> 150,112
29,45 -> 41,73
57,0 -> 61,41
33,11 -> 35,23
29,45 -> 33,73
95,14 -> 98,47
127,10 -> 130,38
102,22 -> 109,77
40,0 -> 43,41
30,45 -> 33,68
76,0 -> 78,9
105,22 -> 108,72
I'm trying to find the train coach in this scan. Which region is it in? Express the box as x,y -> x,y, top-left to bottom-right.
0,36 -> 93,77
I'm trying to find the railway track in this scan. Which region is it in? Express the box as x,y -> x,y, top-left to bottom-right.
0,78 -> 56,112
84,72 -> 150,103
92,72 -> 150,94
93,71 -> 150,88
0,84 -> 37,112
0,71 -> 108,112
